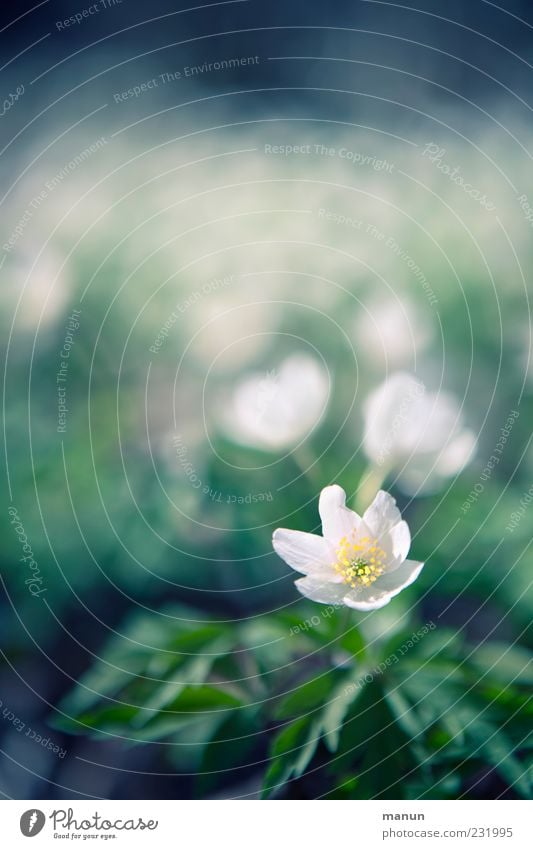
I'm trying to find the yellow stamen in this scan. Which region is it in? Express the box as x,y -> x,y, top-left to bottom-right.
333,531 -> 387,588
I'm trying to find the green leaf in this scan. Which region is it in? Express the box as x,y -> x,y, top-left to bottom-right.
346,689 -> 418,799
54,605 -> 237,741
404,772 -> 461,800
274,672 -> 338,719
197,708 -> 262,796
53,705 -> 139,737
159,685 -> 243,713
133,635 -> 231,726
338,625 -> 367,658
468,642 -> 533,687
459,707 -> 532,799
384,686 -> 427,741
262,716 -> 321,798
321,673 -> 366,753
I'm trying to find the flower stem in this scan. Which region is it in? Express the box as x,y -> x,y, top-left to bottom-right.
354,464 -> 387,513
292,445 -> 321,487
336,605 -> 352,642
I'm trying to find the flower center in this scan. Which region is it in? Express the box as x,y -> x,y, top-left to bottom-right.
333,533 -> 387,589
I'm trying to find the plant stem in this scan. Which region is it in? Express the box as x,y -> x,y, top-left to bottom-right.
354,464 -> 388,513
292,444 -> 321,487
337,605 -> 352,641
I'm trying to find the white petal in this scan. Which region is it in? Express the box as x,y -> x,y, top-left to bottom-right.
295,575 -> 346,605
343,593 -> 393,611
223,354 -> 329,451
415,391 -> 461,451
397,429 -> 477,495
363,374 -> 476,492
388,519 -> 411,562
363,372 -> 423,463
342,559 -> 424,609
376,558 -> 425,594
319,484 -> 360,542
272,528 -> 334,575
435,429 -> 477,477
395,454 -> 438,494
354,295 -> 432,368
362,490 -> 402,536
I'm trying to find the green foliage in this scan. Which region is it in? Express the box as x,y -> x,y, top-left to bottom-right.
54,607 -> 243,740
53,602 -> 533,799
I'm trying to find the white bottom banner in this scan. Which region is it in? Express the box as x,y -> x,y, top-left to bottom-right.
0,799 -> 529,848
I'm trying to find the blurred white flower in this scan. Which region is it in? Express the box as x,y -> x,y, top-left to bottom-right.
2,248 -> 69,331
354,293 -> 433,368
273,485 -> 424,610
185,283 -> 281,369
363,372 -> 476,494
222,353 -> 329,450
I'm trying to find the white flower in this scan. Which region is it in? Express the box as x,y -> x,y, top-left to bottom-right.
273,485 -> 424,610
185,283 -> 280,369
363,372 -> 476,494
222,353 -> 329,450
354,293 -> 433,369
2,248 -> 69,331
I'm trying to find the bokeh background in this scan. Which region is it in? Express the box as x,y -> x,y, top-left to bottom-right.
0,0 -> 532,799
